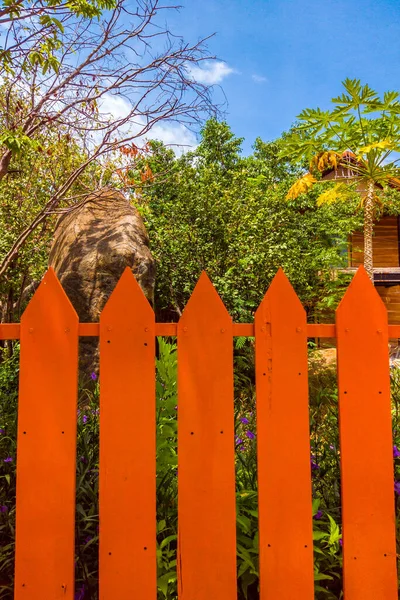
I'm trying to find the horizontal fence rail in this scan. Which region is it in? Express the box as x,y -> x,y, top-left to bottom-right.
3,322 -> 400,339
3,265 -> 398,599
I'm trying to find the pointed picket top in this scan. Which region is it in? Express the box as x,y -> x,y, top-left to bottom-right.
179,271 -> 231,328
99,266 -> 156,599
21,266 -> 78,327
177,269 -> 236,600
255,268 -> 313,599
15,266 -> 78,599
336,266 -> 396,598
101,267 -> 154,323
337,265 -> 387,323
255,268 -> 305,328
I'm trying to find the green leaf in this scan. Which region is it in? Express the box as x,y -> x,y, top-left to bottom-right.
313,529 -> 329,541
237,514 -> 251,534
157,572 -> 176,597
314,572 -> 334,581
159,535 -> 177,550
312,498 -> 320,515
327,514 -> 340,545
157,519 -> 166,533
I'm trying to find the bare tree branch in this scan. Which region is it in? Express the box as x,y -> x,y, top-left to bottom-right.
0,0 -> 221,278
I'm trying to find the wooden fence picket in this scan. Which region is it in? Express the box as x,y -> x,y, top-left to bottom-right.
6,265 -> 400,600
14,268 -> 79,599
255,269 -> 314,600
99,268 -> 156,600
336,266 -> 397,599
177,272 -> 236,600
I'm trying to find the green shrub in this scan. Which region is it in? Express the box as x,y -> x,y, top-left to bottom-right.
1,342 -> 399,599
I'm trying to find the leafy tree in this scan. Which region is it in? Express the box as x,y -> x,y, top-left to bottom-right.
0,85 -> 97,326
136,120 -> 361,323
0,0 -> 219,281
0,0 -> 116,76
280,78 -> 400,279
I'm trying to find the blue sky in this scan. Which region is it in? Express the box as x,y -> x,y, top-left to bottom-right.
167,0 -> 400,154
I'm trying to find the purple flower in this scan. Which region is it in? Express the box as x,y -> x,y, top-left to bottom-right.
240,417 -> 249,425
246,430 -> 255,440
239,445 -> 245,452
311,459 -> 320,470
82,415 -> 88,424
174,406 -> 178,411
3,457 -> 12,463
339,538 -> 343,547
75,585 -> 85,600
393,446 -> 400,459
80,456 -> 87,464
329,444 -> 335,450
0,428 -> 5,434
235,436 -> 243,446
0,505 -> 8,513
90,372 -> 97,381
314,510 -> 323,520
395,481 -> 400,495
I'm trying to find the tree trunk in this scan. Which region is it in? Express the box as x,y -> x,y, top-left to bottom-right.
0,150 -> 12,181
363,180 -> 375,281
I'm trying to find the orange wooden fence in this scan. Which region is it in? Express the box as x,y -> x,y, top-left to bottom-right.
1,265 -> 398,599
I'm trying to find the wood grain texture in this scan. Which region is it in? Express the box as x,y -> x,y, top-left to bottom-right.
15,268 -> 78,600
350,216 -> 399,268
255,269 -> 314,600
177,272 -> 236,600
336,266 -> 397,599
99,268 -> 156,600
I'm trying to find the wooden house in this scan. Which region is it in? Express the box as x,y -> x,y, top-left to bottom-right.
347,215 -> 400,323
321,152 -> 400,323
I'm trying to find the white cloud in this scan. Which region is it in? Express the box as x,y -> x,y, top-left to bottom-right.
147,122 -> 197,154
99,94 -> 132,122
186,61 -> 236,85
252,74 -> 268,84
98,93 -> 197,154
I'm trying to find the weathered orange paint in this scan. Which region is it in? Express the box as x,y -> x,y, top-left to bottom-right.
15,268 -> 78,600
177,272 -> 236,600
99,268 -> 156,600
255,269 -> 314,600
336,266 -> 397,599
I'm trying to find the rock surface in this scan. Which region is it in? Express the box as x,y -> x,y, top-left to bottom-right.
49,187 -> 155,381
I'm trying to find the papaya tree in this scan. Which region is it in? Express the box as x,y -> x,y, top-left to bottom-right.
280,78 -> 400,280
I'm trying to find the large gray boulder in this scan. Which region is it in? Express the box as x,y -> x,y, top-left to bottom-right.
49,187 -> 155,382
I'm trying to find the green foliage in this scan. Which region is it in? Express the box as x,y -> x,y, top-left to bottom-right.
138,120 -> 362,323
281,79 -> 400,194
1,343 -> 400,599
0,0 -> 116,77
0,85 -> 98,323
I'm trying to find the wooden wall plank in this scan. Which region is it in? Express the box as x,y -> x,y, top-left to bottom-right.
255,269 -> 314,600
99,268 -> 156,600
177,272 -> 236,600
350,216 -> 399,267
336,266 -> 397,599
14,268 -> 78,599
377,285 -> 400,324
